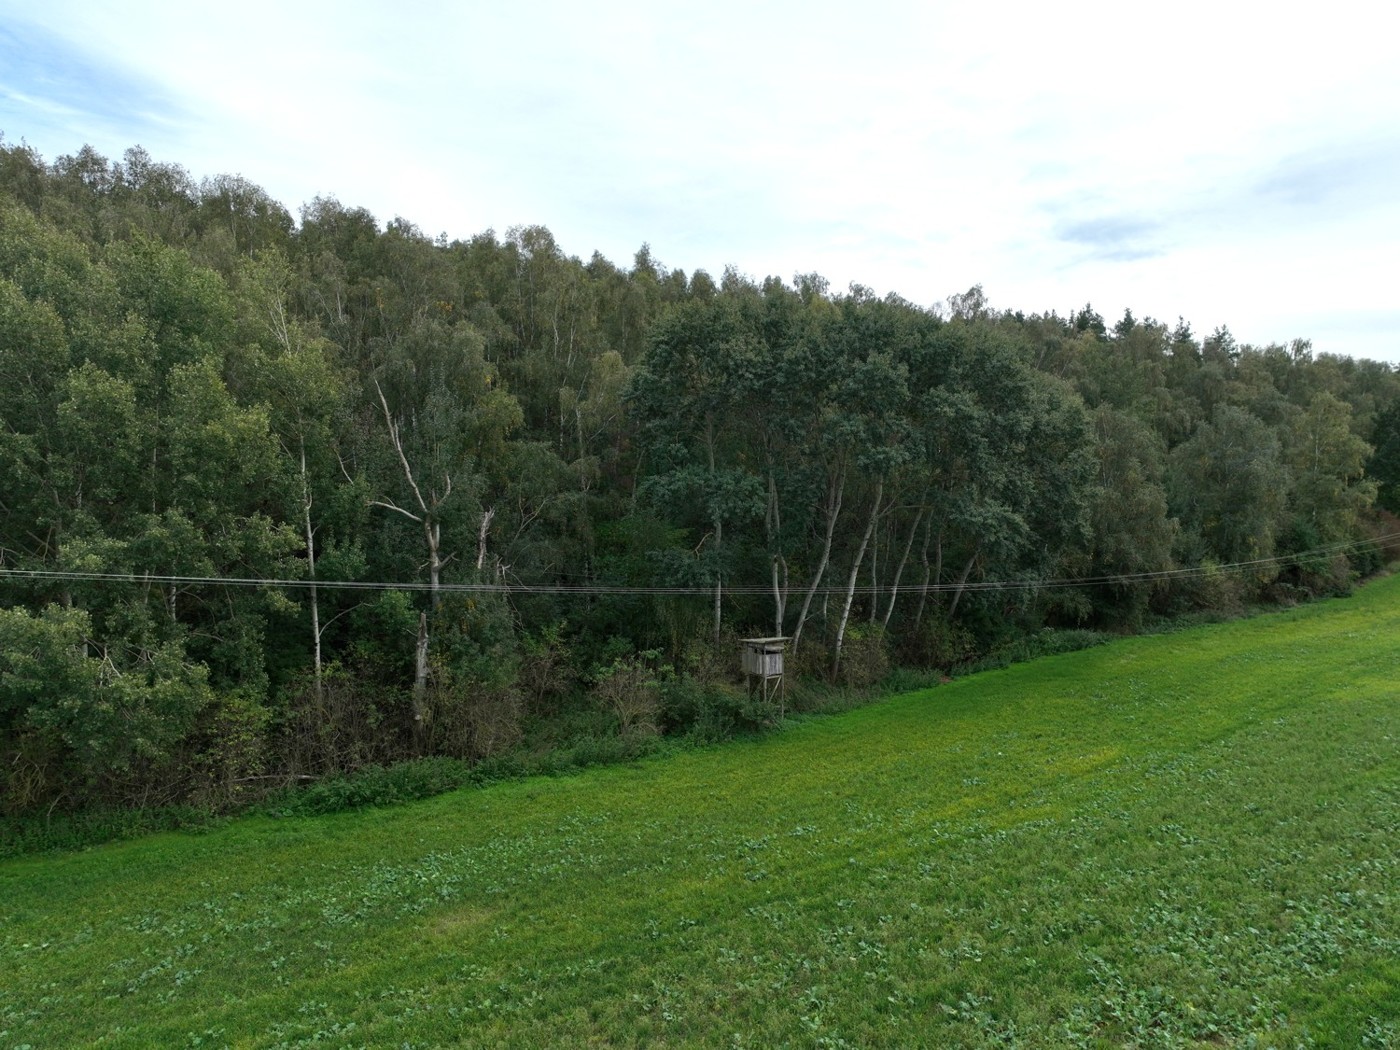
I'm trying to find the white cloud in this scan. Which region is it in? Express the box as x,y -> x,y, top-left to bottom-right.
1,0 -> 1396,360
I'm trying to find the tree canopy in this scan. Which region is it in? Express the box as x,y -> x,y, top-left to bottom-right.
2,139 -> 1397,817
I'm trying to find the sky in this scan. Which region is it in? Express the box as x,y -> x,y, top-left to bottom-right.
2,1 -> 1398,361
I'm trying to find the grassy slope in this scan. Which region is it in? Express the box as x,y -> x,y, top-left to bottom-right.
2,581 -> 1397,1049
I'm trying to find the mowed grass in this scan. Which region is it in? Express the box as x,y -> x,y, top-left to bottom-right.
3,584 -> 1398,1049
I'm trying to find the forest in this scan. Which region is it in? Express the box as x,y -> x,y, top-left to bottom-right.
3,139 -> 1399,820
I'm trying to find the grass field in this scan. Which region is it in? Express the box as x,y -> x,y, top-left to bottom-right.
3,580 -> 1398,1048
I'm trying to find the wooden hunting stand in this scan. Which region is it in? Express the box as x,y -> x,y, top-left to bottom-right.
741,636 -> 788,718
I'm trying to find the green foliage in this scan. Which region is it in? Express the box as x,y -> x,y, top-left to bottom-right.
896,615 -> 978,670
1367,399 -> 1400,513
960,627 -> 1113,674
1,137 -> 1396,824
430,593 -> 519,690
1085,406 -> 1177,622
265,756 -> 476,817
1169,559 -> 1250,618
277,664 -> 397,776
1284,391 -> 1376,542
834,623 -> 889,687
423,680 -> 525,761
0,804 -> 221,859
591,650 -> 665,737
0,605 -> 214,809
517,622 -> 574,714
1169,404 -> 1289,567
658,676 -> 775,741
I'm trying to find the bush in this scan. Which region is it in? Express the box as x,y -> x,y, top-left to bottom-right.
518,623 -> 573,716
836,624 -> 889,688
787,637 -> 833,681
184,691 -> 269,811
1170,560 -> 1249,617
591,653 -> 663,737
563,733 -> 658,769
1343,510 -> 1400,580
0,605 -> 215,814
465,687 -> 526,758
0,804 -> 220,859
266,756 -> 475,817
675,628 -> 742,686
424,682 -> 524,760
277,666 -> 399,778
962,628 -> 1112,674
897,616 -> 978,671
660,677 -> 777,742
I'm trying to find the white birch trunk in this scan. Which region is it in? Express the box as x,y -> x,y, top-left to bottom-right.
766,472 -> 788,636
947,547 -> 979,620
832,479 -> 883,676
300,437 -> 323,704
883,506 -> 926,627
792,472 -> 844,653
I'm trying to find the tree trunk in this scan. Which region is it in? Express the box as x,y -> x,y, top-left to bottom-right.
475,508 -> 495,573
766,472 -> 788,635
884,506 -> 926,627
771,554 -> 788,637
412,611 -> 429,736
833,479 -> 883,677
707,418 -> 722,645
946,546 -> 979,620
371,380 -> 454,751
713,518 -> 723,645
300,438 -> 323,704
914,520 -> 936,628
792,471 -> 845,653
867,517 -> 879,624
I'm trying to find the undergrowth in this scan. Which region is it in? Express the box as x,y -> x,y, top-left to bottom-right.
3,576 -> 1388,858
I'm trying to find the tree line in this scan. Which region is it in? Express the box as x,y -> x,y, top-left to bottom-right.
2,139 -> 1398,817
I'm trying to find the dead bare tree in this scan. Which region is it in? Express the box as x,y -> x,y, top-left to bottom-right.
369,380 -> 453,741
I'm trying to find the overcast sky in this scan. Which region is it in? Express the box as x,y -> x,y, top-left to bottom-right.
2,1 -> 1397,361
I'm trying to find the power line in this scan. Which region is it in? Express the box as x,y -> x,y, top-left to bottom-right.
1,533 -> 1393,598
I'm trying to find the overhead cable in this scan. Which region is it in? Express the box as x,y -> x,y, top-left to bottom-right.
0,532 -> 1393,597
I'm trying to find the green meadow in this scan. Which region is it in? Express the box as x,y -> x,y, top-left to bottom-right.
3,579 -> 1397,1049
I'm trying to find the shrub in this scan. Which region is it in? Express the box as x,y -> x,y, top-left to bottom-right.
1172,560 -> 1248,617
675,627 -> 742,686
660,676 -> 776,742
277,665 -> 399,778
963,628 -> 1112,674
267,756 -> 475,817
897,616 -> 978,671
425,682 -> 524,760
786,637 -> 833,680
592,652 -> 663,737
1347,510 -> 1400,579
837,624 -> 889,688
0,605 -> 214,814
185,690 -> 269,811
518,622 -> 573,715
0,804 -> 219,859
564,733 -> 656,769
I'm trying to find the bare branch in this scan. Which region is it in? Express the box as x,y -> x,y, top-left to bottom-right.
512,492 -> 558,543
375,380 -> 430,516
367,497 -> 423,523
318,601 -> 366,639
